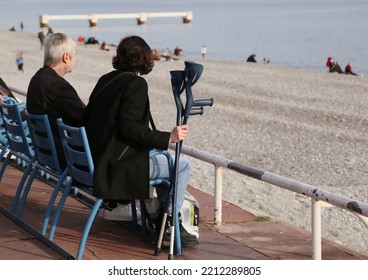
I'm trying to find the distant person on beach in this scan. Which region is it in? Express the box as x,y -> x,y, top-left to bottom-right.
334,61 -> 343,74
81,35 -> 197,246
99,41 -> 110,51
26,33 -> 85,168
77,35 -> 84,44
246,54 -> 257,63
329,60 -> 343,74
327,58 -> 339,73
161,48 -> 177,61
20,22 -> 24,32
16,53 -> 24,72
326,57 -> 343,73
47,27 -> 54,35
174,45 -> 182,56
345,62 -> 358,76
201,45 -> 207,58
151,49 -> 161,61
38,30 -> 45,50
85,37 -> 99,45
326,56 -> 332,68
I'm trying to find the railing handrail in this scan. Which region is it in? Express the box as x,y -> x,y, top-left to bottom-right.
170,143 -> 368,259
8,86 -> 27,97
172,143 -> 368,217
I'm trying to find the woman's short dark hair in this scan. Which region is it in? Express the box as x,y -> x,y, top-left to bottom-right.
112,36 -> 154,75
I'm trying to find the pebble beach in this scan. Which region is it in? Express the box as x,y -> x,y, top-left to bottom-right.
1,29 -> 368,255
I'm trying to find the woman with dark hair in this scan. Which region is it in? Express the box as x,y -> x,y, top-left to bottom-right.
82,36 -> 197,246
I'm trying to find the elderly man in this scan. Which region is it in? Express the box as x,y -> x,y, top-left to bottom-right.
26,33 -> 85,168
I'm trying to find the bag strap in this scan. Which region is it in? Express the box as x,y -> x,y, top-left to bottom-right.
91,71 -> 157,131
93,71 -> 133,101
150,114 -> 156,130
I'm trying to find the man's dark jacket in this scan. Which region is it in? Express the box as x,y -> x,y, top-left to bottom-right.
26,66 -> 85,167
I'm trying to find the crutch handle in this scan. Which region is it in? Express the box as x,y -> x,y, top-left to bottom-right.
190,107 -> 204,116
193,98 -> 214,107
170,70 -> 185,94
184,61 -> 204,87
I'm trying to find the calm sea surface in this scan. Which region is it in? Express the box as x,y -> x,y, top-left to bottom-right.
1,0 -> 367,74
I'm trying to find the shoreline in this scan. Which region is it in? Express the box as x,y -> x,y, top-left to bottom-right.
1,29 -> 368,255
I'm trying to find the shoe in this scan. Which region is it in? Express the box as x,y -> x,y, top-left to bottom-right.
102,203 -> 141,221
162,231 -> 199,247
161,219 -> 199,247
179,223 -> 198,241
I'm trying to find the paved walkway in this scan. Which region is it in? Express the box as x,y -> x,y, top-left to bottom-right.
0,163 -> 367,260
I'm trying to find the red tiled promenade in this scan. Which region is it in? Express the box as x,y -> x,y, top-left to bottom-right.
0,163 -> 367,260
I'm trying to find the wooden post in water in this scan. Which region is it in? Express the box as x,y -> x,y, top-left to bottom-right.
137,12 -> 147,25
183,11 -> 193,23
39,15 -> 49,27
89,14 -> 98,27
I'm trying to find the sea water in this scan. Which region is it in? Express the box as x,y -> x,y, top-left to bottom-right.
0,0 -> 367,74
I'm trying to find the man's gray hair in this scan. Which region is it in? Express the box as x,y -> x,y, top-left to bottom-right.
43,33 -> 76,67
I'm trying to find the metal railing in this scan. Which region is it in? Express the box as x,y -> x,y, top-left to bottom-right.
170,144 -> 368,260
8,86 -> 26,97
9,86 -> 368,259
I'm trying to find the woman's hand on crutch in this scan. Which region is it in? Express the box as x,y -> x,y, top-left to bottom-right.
169,125 -> 188,143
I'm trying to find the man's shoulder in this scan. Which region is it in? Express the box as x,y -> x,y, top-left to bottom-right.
31,66 -> 56,80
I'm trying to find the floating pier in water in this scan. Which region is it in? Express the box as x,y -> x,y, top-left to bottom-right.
39,11 -> 193,27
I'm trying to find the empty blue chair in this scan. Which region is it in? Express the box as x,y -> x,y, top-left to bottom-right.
0,108 -> 9,160
24,112 -> 71,235
0,98 -> 35,215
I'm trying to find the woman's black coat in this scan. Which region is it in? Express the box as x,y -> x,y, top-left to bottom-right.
82,70 -> 170,200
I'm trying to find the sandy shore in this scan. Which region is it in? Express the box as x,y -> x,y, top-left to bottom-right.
1,29 -> 368,255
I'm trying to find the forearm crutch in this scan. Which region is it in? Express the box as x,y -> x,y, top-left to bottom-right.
154,61 -> 213,259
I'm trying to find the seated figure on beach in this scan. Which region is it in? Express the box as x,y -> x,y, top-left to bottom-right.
246,54 -> 257,63
81,35 -> 198,246
161,48 -> 177,61
85,36 -> 99,45
327,58 -> 342,73
99,41 -> 110,51
335,61 -> 344,73
174,45 -> 182,56
26,33 -> 86,168
326,56 -> 332,68
151,49 -> 162,61
345,62 -> 358,75
77,35 -> 84,44
331,60 -> 343,74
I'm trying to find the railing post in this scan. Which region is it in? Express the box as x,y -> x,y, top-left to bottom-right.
312,198 -> 322,260
214,165 -> 223,225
